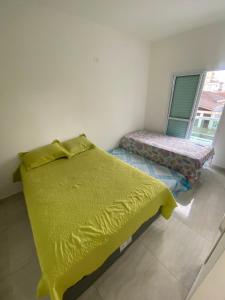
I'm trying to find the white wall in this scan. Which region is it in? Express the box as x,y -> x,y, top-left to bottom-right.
0,1 -> 150,199
145,21 -> 225,168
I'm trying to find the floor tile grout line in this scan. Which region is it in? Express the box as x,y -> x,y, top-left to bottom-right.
141,241 -> 198,300
91,213 -> 214,300
172,213 -> 214,257
0,259 -> 33,283
140,240 -> 188,290
96,286 -> 105,300
95,239 -> 188,300
157,213 -> 212,249
172,212 -> 219,245
139,216 -> 212,295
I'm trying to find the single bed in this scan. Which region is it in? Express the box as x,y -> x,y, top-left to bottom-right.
109,148 -> 190,196
120,130 -> 214,183
20,146 -> 176,300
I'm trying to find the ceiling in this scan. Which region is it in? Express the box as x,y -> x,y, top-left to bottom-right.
46,0 -> 225,41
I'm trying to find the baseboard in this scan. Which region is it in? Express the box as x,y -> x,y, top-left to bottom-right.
0,183 -> 22,201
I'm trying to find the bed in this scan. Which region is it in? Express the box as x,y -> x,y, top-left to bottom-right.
109,148 -> 190,196
120,130 -> 214,184
20,145 -> 176,300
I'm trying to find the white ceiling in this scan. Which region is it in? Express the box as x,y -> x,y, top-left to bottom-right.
47,0 -> 225,41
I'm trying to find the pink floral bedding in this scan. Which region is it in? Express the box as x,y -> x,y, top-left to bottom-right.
120,130 -> 214,184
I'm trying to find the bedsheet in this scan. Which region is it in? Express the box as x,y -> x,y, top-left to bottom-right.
120,130 -> 214,183
109,148 -> 190,196
20,146 -> 176,300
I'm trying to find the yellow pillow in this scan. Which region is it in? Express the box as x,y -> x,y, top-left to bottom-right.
19,140 -> 69,170
63,134 -> 94,158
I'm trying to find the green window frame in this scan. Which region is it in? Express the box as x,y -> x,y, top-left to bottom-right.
166,73 -> 204,138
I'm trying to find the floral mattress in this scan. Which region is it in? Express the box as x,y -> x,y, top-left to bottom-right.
120,130 -> 214,184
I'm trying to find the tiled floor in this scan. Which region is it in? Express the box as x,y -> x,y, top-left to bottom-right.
1,167 -> 225,300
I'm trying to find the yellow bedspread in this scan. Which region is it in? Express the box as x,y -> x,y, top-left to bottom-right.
21,147 -> 176,300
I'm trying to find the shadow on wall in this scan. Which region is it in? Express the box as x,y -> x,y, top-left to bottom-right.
0,156 -> 22,200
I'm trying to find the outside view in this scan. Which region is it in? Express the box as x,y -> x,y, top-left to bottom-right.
190,70 -> 225,145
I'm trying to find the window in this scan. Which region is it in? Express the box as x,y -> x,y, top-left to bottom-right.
194,119 -> 199,127
167,70 -> 225,145
166,74 -> 201,138
203,120 -> 209,128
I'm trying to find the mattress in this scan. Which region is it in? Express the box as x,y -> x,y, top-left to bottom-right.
109,148 -> 190,196
20,146 -> 176,300
120,130 -> 214,183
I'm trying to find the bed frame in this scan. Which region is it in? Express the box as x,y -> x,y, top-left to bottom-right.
63,209 -> 161,300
